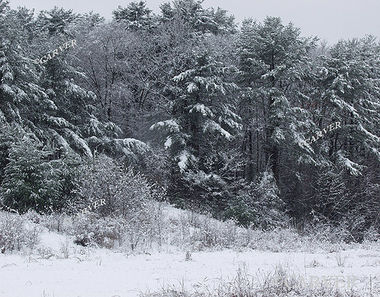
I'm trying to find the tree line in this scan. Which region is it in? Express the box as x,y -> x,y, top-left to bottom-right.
0,0 -> 379,240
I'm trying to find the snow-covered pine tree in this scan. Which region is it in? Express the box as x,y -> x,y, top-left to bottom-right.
151,50 -> 240,211
1,134 -> 62,213
315,37 -> 380,174
313,168 -> 348,222
37,7 -> 77,37
32,8 -> 103,158
237,17 -> 317,205
305,37 -> 380,238
113,1 -> 155,30
159,0 -> 236,35
0,120 -> 18,186
226,169 -> 288,228
0,4 -> 48,129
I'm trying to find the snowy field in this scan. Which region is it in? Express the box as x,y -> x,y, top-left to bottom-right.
0,245 -> 379,296
0,205 -> 379,297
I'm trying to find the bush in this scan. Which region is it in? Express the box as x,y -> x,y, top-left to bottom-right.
74,154 -> 163,217
70,154 -> 166,251
72,202 -> 164,252
72,213 -> 125,248
0,211 -> 40,253
39,212 -> 70,233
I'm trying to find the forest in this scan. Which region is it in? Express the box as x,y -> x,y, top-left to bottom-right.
0,0 -> 379,242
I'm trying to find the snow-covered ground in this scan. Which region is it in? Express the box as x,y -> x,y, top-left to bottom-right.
0,206 -> 379,297
0,237 -> 379,296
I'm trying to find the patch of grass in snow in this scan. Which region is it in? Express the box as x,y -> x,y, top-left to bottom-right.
141,265 -> 377,297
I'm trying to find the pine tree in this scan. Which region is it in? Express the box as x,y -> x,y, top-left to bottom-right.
1,135 -> 62,213
315,37 -> 380,173
0,4 -> 48,128
305,37 -> 380,236
151,50 -> 240,211
227,170 -> 287,228
159,0 -> 236,35
238,17 -> 317,185
113,1 -> 154,30
313,168 -> 347,222
37,7 -> 77,37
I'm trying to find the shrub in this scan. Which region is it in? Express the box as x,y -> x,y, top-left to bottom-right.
75,154 -> 163,216
39,212 -> 70,233
72,201 -> 164,252
71,154 -> 166,251
72,213 -> 125,248
0,211 -> 40,253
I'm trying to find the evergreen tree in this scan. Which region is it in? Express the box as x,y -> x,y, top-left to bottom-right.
313,168 -> 347,222
37,7 -> 77,37
238,17 -> 316,184
113,1 -> 155,30
315,37 -> 380,173
0,4 -> 47,127
151,50 -> 240,211
227,170 -> 287,228
1,135 -> 62,213
159,0 -> 236,35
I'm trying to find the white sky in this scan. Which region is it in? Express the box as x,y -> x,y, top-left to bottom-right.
8,0 -> 380,44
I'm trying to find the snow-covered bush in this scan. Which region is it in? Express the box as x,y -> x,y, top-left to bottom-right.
37,246 -> 55,259
72,213 -> 125,248
0,211 -> 40,253
188,215 -> 240,250
124,201 -> 165,251
363,226 -> 380,242
72,201 -> 165,252
75,154 -> 163,216
161,206 -> 363,253
39,212 -> 71,233
70,154 -> 166,251
246,228 -> 311,252
23,209 -> 42,224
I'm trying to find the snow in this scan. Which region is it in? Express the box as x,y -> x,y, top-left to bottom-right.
64,129 -> 93,158
0,205 -> 379,297
164,137 -> 172,149
187,82 -> 199,93
48,116 -> 71,128
0,84 -> 15,97
0,243 -> 379,297
178,150 -> 192,171
358,123 -> 380,142
49,130 -> 70,152
189,103 -> 214,117
173,69 -> 196,83
150,120 -> 180,133
203,120 -> 232,140
114,138 -> 150,154
88,117 -> 105,137
337,152 -> 363,176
